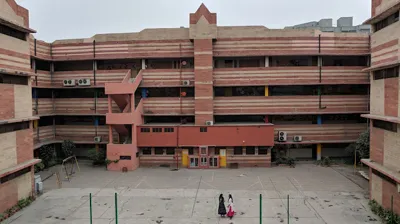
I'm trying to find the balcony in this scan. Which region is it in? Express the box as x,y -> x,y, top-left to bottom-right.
213,66 -> 369,86
143,97 -> 195,115
52,70 -> 128,87
32,70 -> 51,87
33,98 -> 119,116
30,38 -> 51,60
274,123 -> 367,144
214,95 -> 369,115
55,125 -> 116,142
141,69 -> 195,87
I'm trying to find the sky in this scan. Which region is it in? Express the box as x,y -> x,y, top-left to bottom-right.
16,0 -> 371,42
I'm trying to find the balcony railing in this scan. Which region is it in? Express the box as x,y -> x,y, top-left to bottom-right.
214,95 -> 369,115
274,123 -> 367,143
213,66 -> 369,86
33,98 -> 119,115
141,69 -> 195,87
143,97 -> 195,115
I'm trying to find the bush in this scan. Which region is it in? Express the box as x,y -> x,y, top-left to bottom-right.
61,140 -> 75,158
88,149 -> 106,166
316,157 -> 333,167
0,196 -> 35,222
275,157 -> 295,167
34,162 -> 45,173
346,129 -> 370,164
39,145 -> 55,168
369,199 -> 400,223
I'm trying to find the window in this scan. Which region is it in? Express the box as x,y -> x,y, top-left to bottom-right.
0,122 -> 30,134
258,147 -> 269,155
0,74 -> 28,85
166,148 -> 175,155
152,128 -> 162,133
373,66 -> 399,80
141,148 -> 152,155
154,148 -> 164,155
164,128 -> 174,133
374,11 -> 400,32
373,120 -> 397,132
234,147 -> 243,155
0,23 -> 26,41
246,147 -> 256,155
0,167 -> 31,184
120,156 -> 131,160
200,127 -> 207,132
214,147 -> 221,155
140,128 -> 150,133
188,147 -> 194,155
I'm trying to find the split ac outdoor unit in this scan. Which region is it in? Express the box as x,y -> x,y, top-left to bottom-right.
205,121 -> 214,126
293,136 -> 303,142
182,80 -> 190,86
94,136 -> 102,143
278,131 -> 287,142
78,78 -> 91,86
63,79 -> 75,87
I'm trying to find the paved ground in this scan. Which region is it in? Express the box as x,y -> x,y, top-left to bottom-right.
3,162 -> 380,224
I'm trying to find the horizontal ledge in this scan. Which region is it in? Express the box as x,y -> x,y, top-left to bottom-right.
362,61 -> 400,72
361,159 -> 400,184
0,159 -> 41,179
0,116 -> 39,125
32,85 -> 105,89
0,16 -> 36,33
361,114 -> 400,124
34,140 -> 108,149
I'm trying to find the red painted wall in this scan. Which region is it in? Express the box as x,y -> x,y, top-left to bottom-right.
137,125 -> 275,147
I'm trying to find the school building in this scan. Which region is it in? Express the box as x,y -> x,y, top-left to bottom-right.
0,0 -> 40,213
361,0 -> 400,216
0,0 -> 373,180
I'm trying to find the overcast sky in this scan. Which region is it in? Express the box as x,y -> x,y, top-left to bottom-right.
16,0 -> 371,42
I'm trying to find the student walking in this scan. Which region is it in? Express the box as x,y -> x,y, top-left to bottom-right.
218,194 -> 227,217
227,194 -> 235,219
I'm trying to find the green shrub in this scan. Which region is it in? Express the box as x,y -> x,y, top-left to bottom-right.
369,199 -> 400,223
275,157 -> 295,167
61,140 -> 75,158
39,145 -> 55,168
34,162 -> 45,173
88,149 -> 106,166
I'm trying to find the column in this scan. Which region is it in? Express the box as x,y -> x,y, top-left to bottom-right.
108,95 -> 112,113
317,143 -> 322,161
194,39 -> 214,125
108,126 -> 113,144
141,59 -> 146,70
265,86 -> 269,96
265,56 -> 269,67
317,115 -> 322,125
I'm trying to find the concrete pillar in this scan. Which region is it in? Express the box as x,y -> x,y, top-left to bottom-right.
255,146 -> 259,155
317,144 -> 322,160
108,126 -> 113,144
265,56 -> 269,67
141,59 -> 146,70
318,56 -> 322,67
242,146 -> 246,155
108,95 -> 112,113
317,115 -> 322,125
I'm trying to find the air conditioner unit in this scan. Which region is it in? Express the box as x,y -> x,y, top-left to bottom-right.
205,121 -> 214,126
182,80 -> 190,86
94,136 -> 102,143
63,79 -> 75,87
78,78 -> 91,86
293,136 -> 303,142
278,131 -> 287,142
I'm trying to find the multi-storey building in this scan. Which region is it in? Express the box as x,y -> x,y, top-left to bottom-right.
0,0 -> 40,213
27,4 -> 371,170
361,0 -> 400,215
285,16 -> 371,33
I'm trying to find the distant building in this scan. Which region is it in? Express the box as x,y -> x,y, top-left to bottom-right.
285,17 -> 371,33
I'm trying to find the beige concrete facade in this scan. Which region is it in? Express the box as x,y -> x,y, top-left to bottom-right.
363,0 -> 400,216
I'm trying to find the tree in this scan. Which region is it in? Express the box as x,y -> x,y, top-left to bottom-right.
346,129 -> 370,163
39,145 -> 55,168
61,140 -> 75,158
88,148 -> 106,166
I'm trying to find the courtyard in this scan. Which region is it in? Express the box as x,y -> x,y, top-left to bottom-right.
3,163 -> 379,224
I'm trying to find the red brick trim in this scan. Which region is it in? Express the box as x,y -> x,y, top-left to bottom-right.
371,39 -> 399,53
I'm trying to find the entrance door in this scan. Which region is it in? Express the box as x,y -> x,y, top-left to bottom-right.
189,157 -> 199,168
199,146 -> 209,168
209,157 -> 219,168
